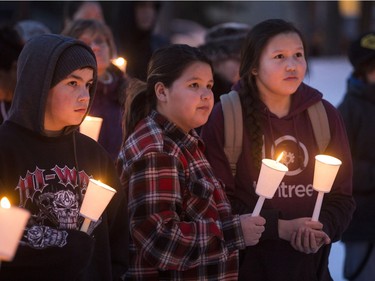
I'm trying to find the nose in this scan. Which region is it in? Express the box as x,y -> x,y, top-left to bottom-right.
90,44 -> 100,52
78,87 -> 90,102
286,58 -> 296,71
201,88 -> 213,100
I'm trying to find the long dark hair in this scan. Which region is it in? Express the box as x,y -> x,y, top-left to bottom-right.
238,19 -> 308,168
122,44 -> 212,143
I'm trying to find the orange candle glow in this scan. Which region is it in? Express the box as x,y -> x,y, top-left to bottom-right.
0,197 -> 30,261
111,57 -> 127,73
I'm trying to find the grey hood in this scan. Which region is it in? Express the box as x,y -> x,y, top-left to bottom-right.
8,34 -> 97,136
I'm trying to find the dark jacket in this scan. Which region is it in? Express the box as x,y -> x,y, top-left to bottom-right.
0,34 -> 128,281
338,76 -> 375,242
201,83 -> 355,281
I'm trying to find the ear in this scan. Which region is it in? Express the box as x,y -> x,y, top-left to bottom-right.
155,82 -> 167,102
251,68 -> 258,75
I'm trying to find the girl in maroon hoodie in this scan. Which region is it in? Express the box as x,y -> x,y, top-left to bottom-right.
201,19 -> 355,281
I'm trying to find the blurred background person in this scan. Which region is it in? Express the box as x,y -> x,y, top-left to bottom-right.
338,31 -> 375,281
168,18 -> 207,47
62,1 -> 105,30
115,1 -> 170,81
62,19 -> 127,162
0,24 -> 24,124
14,19 -> 51,43
200,22 -> 250,103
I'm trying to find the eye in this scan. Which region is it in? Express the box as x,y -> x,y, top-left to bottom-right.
296,52 -> 304,58
93,37 -> 107,47
86,82 -> 93,90
274,54 -> 284,59
67,81 -> 78,87
190,82 -> 200,89
207,83 -> 213,90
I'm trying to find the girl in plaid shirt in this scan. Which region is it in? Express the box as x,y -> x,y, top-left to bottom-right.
117,44 -> 265,280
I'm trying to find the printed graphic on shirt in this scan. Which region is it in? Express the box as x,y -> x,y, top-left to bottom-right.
268,135 -> 309,176
257,134 -> 314,199
15,165 -> 93,248
25,225 -> 68,249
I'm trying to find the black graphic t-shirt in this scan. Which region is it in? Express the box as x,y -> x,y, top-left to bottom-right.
0,122 -> 128,281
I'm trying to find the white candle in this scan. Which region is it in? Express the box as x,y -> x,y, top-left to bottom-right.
111,57 -> 127,73
312,192 -> 324,222
252,156 -> 288,217
311,155 -> 342,221
0,197 -> 30,261
80,179 -> 116,232
251,196 -> 265,218
80,116 -> 103,141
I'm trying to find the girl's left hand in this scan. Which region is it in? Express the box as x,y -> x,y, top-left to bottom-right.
290,227 -> 331,254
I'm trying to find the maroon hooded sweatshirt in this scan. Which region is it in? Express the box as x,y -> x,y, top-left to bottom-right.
201,83 -> 355,281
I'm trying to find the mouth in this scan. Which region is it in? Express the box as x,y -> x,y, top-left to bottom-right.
284,76 -> 299,81
197,105 -> 211,111
75,108 -> 88,114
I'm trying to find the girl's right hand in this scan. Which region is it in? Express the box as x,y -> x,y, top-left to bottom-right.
240,214 -> 266,246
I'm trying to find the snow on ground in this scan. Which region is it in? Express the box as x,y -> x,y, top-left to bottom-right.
305,56 -> 352,107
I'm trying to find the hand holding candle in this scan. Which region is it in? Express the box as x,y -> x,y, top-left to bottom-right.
79,179 -> 116,233
80,116 -> 103,141
311,155 -> 342,221
252,153 -> 288,217
0,197 -> 30,262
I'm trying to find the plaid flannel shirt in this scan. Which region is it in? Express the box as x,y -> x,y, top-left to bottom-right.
118,110 -> 245,280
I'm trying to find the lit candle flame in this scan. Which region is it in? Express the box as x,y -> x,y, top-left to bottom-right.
111,57 -> 127,73
1,197 -> 11,208
276,152 -> 284,163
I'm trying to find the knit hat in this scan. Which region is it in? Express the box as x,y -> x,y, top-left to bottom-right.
348,31 -> 375,69
200,22 -> 250,61
51,44 -> 97,88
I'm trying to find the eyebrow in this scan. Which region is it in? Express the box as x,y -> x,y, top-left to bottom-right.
272,46 -> 304,53
187,77 -> 214,84
65,73 -> 94,83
